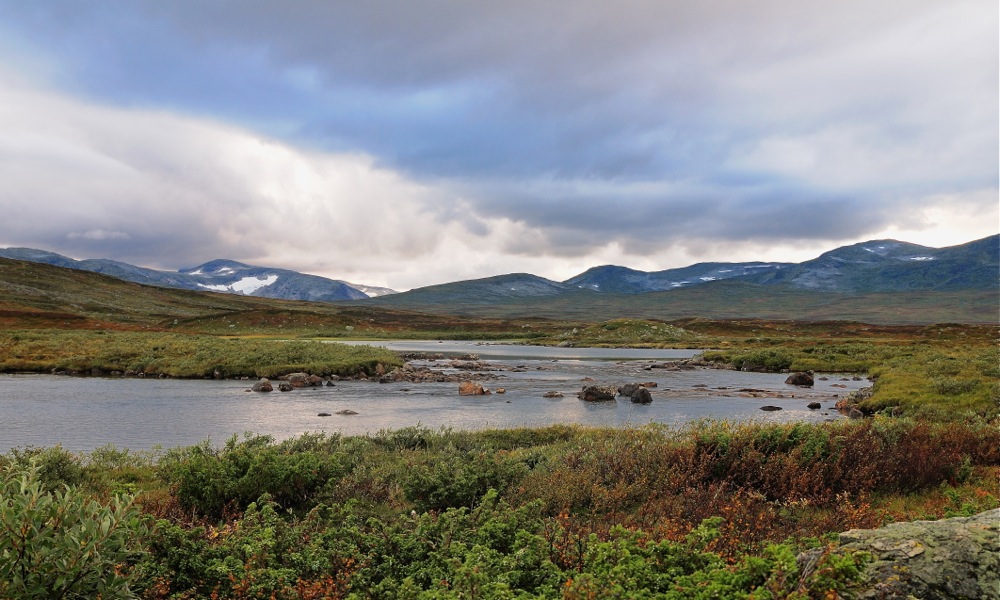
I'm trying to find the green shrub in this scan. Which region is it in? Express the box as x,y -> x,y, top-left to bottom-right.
400,451 -> 530,512
4,445 -> 84,490
158,434 -> 347,518
0,462 -> 147,599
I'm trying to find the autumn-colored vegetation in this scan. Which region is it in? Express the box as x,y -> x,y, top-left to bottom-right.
3,416 -> 998,598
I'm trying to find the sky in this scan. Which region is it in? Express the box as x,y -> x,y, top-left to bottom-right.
0,1 -> 996,291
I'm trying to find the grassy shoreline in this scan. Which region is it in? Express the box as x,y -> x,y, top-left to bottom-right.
0,330 -> 402,379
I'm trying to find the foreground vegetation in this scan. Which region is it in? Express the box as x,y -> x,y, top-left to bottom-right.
3,418 -> 998,599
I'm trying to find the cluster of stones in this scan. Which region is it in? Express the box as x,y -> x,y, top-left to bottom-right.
382,363 -> 502,384
576,382 -> 658,404
250,372 -> 334,392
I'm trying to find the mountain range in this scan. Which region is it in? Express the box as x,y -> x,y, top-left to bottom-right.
0,248 -> 396,302
1,235 -> 996,312
368,235 -> 998,306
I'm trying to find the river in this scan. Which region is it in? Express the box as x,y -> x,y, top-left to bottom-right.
0,341 -> 867,452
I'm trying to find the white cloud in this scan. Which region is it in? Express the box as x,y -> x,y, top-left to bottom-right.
0,0 -> 995,291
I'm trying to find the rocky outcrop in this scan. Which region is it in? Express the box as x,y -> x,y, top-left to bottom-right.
579,385 -> 617,401
799,509 -> 999,599
785,371 -> 814,386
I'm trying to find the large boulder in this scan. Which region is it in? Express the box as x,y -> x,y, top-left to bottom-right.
286,372 -> 311,388
618,383 -> 641,397
251,378 -> 273,392
785,372 -> 814,386
579,385 -> 617,402
458,381 -> 491,396
630,387 -> 653,404
798,509 -> 999,599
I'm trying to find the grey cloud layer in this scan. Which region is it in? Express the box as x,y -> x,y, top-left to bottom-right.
0,0 -> 995,282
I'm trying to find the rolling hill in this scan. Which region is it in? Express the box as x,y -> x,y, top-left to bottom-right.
364,235 -> 998,323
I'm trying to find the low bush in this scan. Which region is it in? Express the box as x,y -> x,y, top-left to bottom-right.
0,462 -> 148,599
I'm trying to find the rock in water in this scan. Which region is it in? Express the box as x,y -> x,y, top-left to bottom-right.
798,509 -> 999,599
579,385 -> 617,401
458,381 -> 490,396
251,378 -> 273,392
618,383 -> 641,397
785,372 -> 815,386
630,387 -> 653,404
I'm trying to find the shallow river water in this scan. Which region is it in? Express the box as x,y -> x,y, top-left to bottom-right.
0,341 -> 867,452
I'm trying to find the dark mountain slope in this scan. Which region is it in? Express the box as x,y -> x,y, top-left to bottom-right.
565,261 -> 790,293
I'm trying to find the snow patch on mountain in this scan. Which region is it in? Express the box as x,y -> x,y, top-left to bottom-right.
344,283 -> 398,298
198,275 -> 278,294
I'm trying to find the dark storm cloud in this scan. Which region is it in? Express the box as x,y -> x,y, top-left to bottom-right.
0,0 -> 995,286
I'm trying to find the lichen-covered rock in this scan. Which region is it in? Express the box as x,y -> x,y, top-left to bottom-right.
801,509 -> 999,599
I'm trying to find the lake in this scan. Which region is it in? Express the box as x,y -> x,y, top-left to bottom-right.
0,341 -> 867,453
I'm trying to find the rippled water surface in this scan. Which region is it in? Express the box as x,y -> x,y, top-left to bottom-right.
0,341 -> 867,452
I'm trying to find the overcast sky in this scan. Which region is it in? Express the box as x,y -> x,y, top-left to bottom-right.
0,1 -> 996,290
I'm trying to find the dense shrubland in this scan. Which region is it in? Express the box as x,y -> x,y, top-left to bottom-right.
3,418 -> 997,599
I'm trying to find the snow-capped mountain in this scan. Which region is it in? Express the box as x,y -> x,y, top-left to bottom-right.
0,250 -> 397,302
